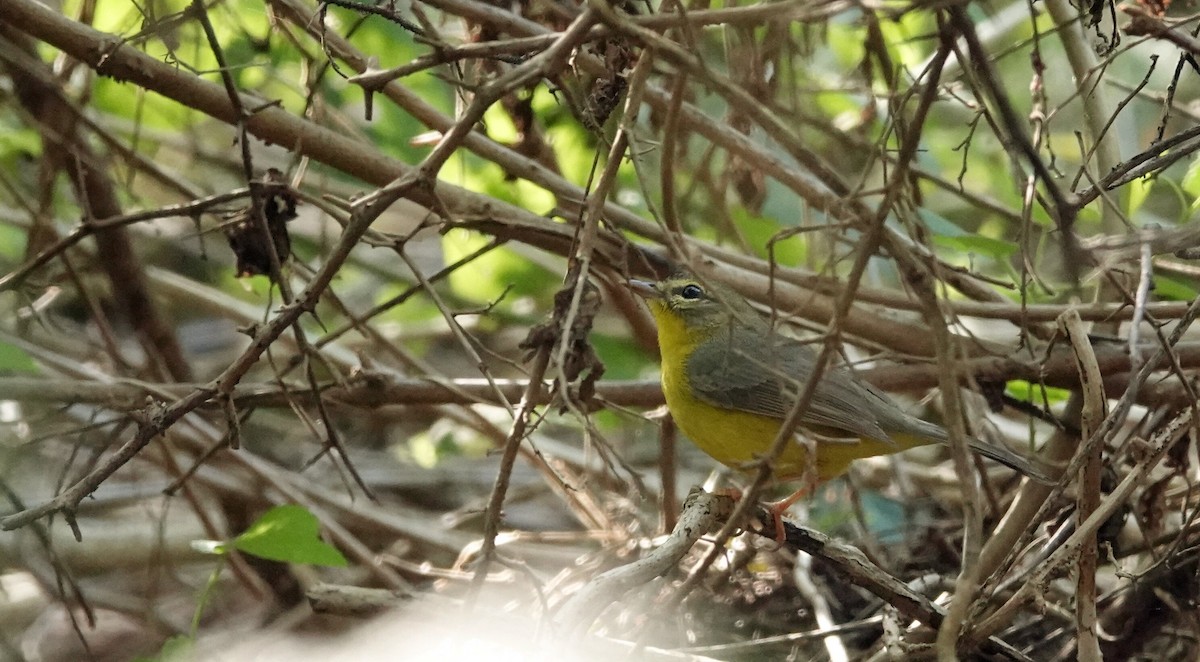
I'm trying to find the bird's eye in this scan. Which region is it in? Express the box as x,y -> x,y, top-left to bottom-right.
679,284 -> 703,300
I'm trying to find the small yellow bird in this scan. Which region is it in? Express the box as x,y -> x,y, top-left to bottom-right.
629,270 -> 1051,527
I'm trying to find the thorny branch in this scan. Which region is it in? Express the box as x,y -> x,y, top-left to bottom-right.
4,0 -> 1200,658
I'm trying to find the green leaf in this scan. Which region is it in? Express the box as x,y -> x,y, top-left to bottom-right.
729,206 -> 807,266
1183,157 -> 1200,200
1006,380 -> 1072,405
826,24 -> 867,70
932,234 -> 1018,260
916,208 -> 965,236
0,340 -> 39,374
1153,274 -> 1199,301
443,229 -> 555,303
590,333 -> 649,381
232,505 -> 348,567
0,224 -> 28,263
1127,176 -> 1153,218
0,128 -> 40,158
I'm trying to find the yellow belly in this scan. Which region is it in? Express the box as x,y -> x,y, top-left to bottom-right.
660,338 -> 920,482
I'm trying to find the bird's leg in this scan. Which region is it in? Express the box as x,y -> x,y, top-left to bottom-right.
763,485 -> 811,543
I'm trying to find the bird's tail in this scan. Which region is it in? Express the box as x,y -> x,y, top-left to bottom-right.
966,437 -> 1055,484
907,418 -> 1055,485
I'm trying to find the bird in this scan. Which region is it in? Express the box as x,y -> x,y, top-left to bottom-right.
628,268 -> 1052,534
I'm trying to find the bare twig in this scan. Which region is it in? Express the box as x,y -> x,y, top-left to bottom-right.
555,489 -> 733,634
1058,310 -> 1106,662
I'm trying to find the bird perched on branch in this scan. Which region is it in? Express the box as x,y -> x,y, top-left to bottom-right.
629,268 -> 1052,532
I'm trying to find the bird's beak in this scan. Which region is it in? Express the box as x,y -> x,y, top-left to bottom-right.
627,279 -> 660,299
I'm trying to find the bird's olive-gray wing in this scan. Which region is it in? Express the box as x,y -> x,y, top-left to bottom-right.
685,326 -> 893,443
